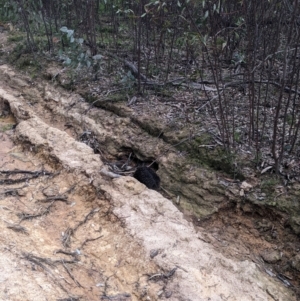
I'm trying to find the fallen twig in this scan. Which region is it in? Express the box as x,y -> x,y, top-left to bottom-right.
0,187 -> 25,197
55,249 -> 80,259
73,208 -> 100,232
18,201 -> 55,223
7,224 -> 29,235
101,293 -> 131,300
38,196 -> 69,203
62,227 -> 74,248
61,260 -> 84,288
80,235 -> 103,249
148,267 -> 177,281
100,167 -> 121,178
0,169 -> 53,185
22,252 -> 74,294
62,208 -> 100,247
22,252 -> 55,269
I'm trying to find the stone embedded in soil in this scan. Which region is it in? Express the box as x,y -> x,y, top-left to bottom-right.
229,187 -> 239,196
262,250 -> 282,264
289,216 -> 300,235
241,202 -> 253,213
241,181 -> 253,191
291,254 -> 300,272
42,185 -> 60,197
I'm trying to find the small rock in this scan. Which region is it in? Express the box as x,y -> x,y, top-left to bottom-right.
228,188 -> 239,196
17,189 -> 27,196
12,77 -> 29,88
42,185 -> 59,197
292,183 -> 300,190
249,228 -> 260,238
261,250 -> 281,263
288,216 -> 300,235
241,203 -> 253,213
291,254 -> 300,272
256,219 -> 272,232
241,181 -> 253,192
150,249 -> 159,259
271,230 -> 278,239
101,293 -> 131,301
157,290 -> 163,297
226,226 -> 238,236
44,90 -> 60,102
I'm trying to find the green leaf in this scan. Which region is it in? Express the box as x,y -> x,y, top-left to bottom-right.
60,26 -> 68,33
64,57 -> 71,65
93,54 -> 103,60
204,10 -> 209,20
67,29 -> 74,38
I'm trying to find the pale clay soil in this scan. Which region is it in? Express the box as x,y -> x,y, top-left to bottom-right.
0,58 -> 297,301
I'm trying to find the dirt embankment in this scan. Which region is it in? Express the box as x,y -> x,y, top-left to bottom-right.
0,64 -> 297,300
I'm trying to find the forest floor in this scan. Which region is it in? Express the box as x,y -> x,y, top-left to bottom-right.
0,30 -> 299,301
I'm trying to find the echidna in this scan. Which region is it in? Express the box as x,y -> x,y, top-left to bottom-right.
133,166 -> 160,190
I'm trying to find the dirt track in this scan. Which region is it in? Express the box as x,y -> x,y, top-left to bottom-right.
0,64 -> 297,300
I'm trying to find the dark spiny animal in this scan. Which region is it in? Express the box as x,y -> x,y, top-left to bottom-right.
133,167 -> 160,190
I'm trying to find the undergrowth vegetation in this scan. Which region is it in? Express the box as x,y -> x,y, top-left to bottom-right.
1,0 -> 300,181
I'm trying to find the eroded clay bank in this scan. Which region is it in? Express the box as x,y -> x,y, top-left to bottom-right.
0,64 -> 296,300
